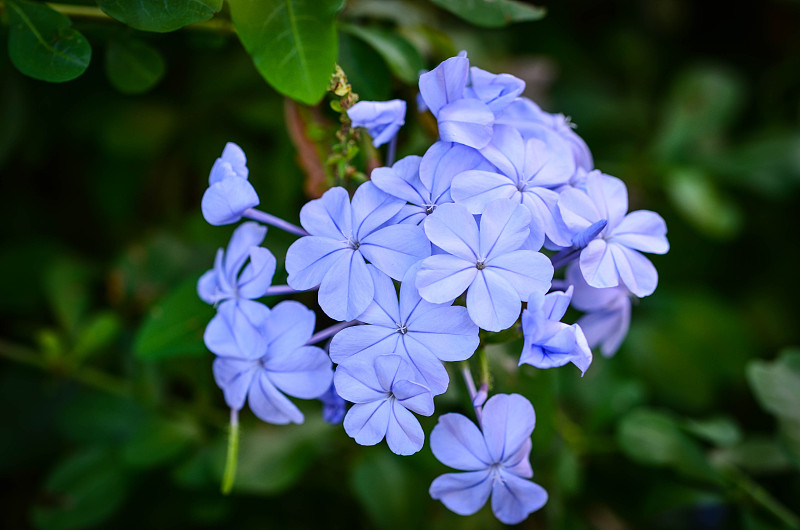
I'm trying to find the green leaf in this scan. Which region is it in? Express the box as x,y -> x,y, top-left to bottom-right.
96,0 -> 223,33
666,167 -> 742,239
715,437 -> 793,474
73,311 -> 122,362
229,0 -> 343,104
683,416 -> 742,447
337,32 -> 392,101
6,0 -> 91,83
133,276 -> 214,360
105,37 -> 166,94
341,24 -> 424,84
121,417 -> 198,469
31,448 -> 129,530
747,350 -> 800,423
430,0 -> 546,28
43,258 -> 91,337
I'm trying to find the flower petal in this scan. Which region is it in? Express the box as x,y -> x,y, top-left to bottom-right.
406,305 -> 479,362
204,300 -> 269,360
610,210 -> 669,254
386,401 -> 425,455
420,141 -> 489,202
328,325 -> 398,365
351,181 -> 404,240
299,186 -> 352,239
264,300 -> 316,356
438,98 -> 494,149
248,371 -> 304,425
333,355 -> 386,403
479,199 -> 531,260
430,412 -> 492,470
285,236 -> 350,290
466,270 -> 521,332
360,224 -> 431,280
392,379 -> 434,416
355,265 -> 401,326
398,335 -> 450,395
417,254 -> 478,304
610,244 -> 658,297
491,471 -> 548,525
371,156 -> 428,206
237,247 -> 277,299
201,177 -> 259,226
485,250 -> 553,302
481,393 -> 536,463
419,54 -> 469,116
212,357 -> 258,410
343,400 -> 391,446
580,238 -> 620,289
450,170 -> 517,215
424,202 -> 480,260
265,345 -> 332,399
318,249 -> 374,321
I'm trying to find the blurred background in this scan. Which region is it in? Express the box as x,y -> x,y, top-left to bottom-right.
1,0 -> 799,528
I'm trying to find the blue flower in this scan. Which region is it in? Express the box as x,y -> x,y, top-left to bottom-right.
497,97 -> 593,173
419,52 -> 495,149
416,199 -> 553,331
429,393 -> 548,524
201,143 -> 260,226
520,287 -> 593,375
347,99 -> 407,147
285,182 -> 431,321
330,264 -> 479,395
334,354 -> 434,455
465,66 -> 526,113
567,263 -> 631,357
371,143 -> 490,226
212,301 -> 333,424
558,172 -> 669,297
199,222 -> 276,361
451,125 -> 575,249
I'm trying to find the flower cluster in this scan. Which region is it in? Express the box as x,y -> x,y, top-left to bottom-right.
197,52 -> 668,524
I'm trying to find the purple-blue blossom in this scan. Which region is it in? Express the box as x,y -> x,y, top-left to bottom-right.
416,199 -> 553,331
285,182 -> 431,321
334,354 -> 434,455
200,222 -> 276,361
330,264 -> 479,395
567,263 -> 632,357
429,393 -> 547,524
212,301 -> 333,424
558,171 -> 669,297
520,286 -> 593,374
347,99 -> 407,148
201,143 -> 260,226
451,124 -> 574,249
319,382 -> 347,425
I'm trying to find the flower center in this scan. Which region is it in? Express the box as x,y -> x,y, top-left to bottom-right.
476,260 -> 486,270
425,204 -> 436,215
396,323 -> 408,335
349,240 -> 361,250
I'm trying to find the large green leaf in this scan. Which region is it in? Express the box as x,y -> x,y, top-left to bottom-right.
430,0 -> 545,28
748,350 -> 800,423
229,0 -> 344,104
341,24 -> 424,84
105,37 -> 166,94
6,0 -> 91,83
133,276 -> 214,360
96,0 -> 223,33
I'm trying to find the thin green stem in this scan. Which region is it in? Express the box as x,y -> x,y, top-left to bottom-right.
43,2 -> 235,32
723,464 -> 800,529
221,409 -> 240,495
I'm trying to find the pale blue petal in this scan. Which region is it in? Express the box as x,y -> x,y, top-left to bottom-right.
419,54 -> 469,116
201,178 -> 259,226
386,401 -> 425,455
398,335 -> 450,395
522,131 -> 574,188
430,413 -> 492,470
571,325 -> 594,374
398,262 -> 438,323
370,156 -> 428,206
347,100 -> 406,147
567,262 -> 628,311
503,438 -> 533,478
351,181 -> 404,240
248,372 -> 304,425
212,357 -> 258,410
557,186 -> 599,235
466,270 -> 521,331
610,244 -> 658,297
343,400 -> 391,446
333,356 -> 386,402
197,268 -> 219,304
578,301 -> 631,357
299,186 -> 352,239
420,141 -> 489,202
580,239 -> 620,289
450,170 -> 517,214
479,124 -> 526,180
264,300 -> 316,355
542,287 -> 573,321
485,250 -> 552,302
467,67 -> 525,113
406,306 -> 479,362
360,224 -> 431,280
328,325 -> 398,365
237,247 -> 276,299
521,187 -> 571,247
610,210 -> 669,254
423,203 -> 479,260
204,300 -> 269,360
438,98 -> 494,149
478,199 -> 531,260
586,172 -> 628,230
355,265 -> 401,326
318,249 -> 374,321
417,254 -> 477,304
285,236 -> 349,290
265,345 -> 332,398
480,393 -> 535,463
213,142 -> 248,182
208,160 -> 237,186
392,379 -> 434,416
374,354 -> 406,391
491,471 -> 548,524
430,471 -> 493,516
223,222 -> 267,281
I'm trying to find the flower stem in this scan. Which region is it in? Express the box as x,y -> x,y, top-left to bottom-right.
550,247 -> 579,270
460,362 -> 483,425
265,284 -> 317,297
306,320 -> 359,346
221,409 -> 240,495
386,135 -> 398,167
243,209 -> 308,237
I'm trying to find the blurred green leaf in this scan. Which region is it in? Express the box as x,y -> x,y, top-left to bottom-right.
617,408 -> 719,483
97,0 -> 222,32
121,417 -> 198,469
654,66 -> 744,161
73,312 -> 122,362
338,32 -> 393,101
747,349 -> 800,423
430,0 -> 545,28
666,167 -> 742,239
7,0 -> 91,83
341,24 -> 424,84
229,0 -> 343,104
133,276 -> 214,360
44,258 -> 91,337
715,437 -> 793,474
31,448 -> 129,530
683,416 -> 742,448
222,417 -> 331,494
105,37 -> 166,94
